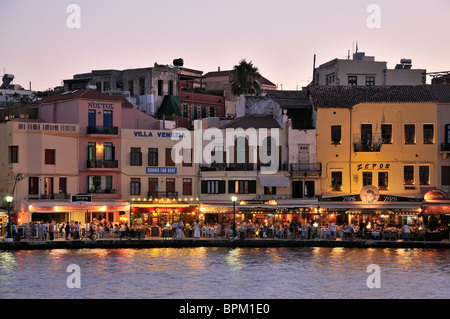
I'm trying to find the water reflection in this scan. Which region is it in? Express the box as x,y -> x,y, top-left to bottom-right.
0,248 -> 448,299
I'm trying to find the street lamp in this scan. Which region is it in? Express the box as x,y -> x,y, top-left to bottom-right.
5,195 -> 13,239
231,196 -> 237,238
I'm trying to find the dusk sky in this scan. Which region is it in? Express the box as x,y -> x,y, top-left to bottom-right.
1,0 -> 449,91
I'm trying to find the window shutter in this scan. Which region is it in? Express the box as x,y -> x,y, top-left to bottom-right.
248,180 -> 256,194
228,180 -> 235,193
218,181 -> 226,194
201,181 -> 208,194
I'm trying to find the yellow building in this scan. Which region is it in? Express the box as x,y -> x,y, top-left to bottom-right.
313,86 -> 440,226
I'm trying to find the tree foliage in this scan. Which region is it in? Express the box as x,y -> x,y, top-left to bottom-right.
231,59 -> 261,96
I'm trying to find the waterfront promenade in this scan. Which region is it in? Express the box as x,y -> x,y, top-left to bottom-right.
1,236 -> 449,250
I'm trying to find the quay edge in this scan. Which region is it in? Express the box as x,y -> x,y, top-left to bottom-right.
0,239 -> 449,250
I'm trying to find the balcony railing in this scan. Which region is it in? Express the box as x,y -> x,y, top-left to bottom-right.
87,126 -> 119,135
290,163 -> 322,173
353,134 -> 382,152
28,193 -> 71,200
199,162 -> 289,172
147,191 -> 179,199
86,160 -> 119,169
441,143 -> 450,151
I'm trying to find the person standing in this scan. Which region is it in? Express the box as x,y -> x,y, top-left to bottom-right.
193,221 -> 200,238
75,221 -> 80,240
65,222 -> 70,240
329,221 -> 336,240
401,224 -> 410,241
306,221 -> 312,239
49,220 -> 55,240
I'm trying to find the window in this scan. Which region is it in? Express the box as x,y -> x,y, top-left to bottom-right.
96,82 -> 101,91
158,80 -> 163,96
192,105 -> 198,120
139,78 -> 145,95
166,178 -> 175,196
378,172 -> 389,190
45,149 -> 56,165
116,81 -> 123,90
28,177 -> 39,195
128,80 -> 134,97
148,178 -> 158,197
361,124 -> 372,149
331,125 -> 341,145
331,171 -> 342,191
182,104 -> 189,118
381,124 -> 392,144
304,181 -> 315,197
165,148 -> 175,166
103,110 -> 113,128
183,178 -> 192,196
148,148 -> 158,166
209,106 -> 215,117
201,180 -> 226,194
104,142 -> 114,161
363,172 -> 372,186
404,124 -> 415,144
88,142 -> 96,162
88,176 -> 113,193
404,166 -> 414,185
365,76 -> 375,86
326,73 -> 335,85
130,178 -> 141,195
201,105 -> 207,118
419,166 -> 430,185
59,177 -> 67,194
9,145 -> 18,163
130,147 -> 142,166
348,76 -> 357,86
168,80 -> 173,96
446,124 -> 450,145
182,148 -> 192,167
442,166 -> 450,185
44,177 -> 54,199
264,186 -> 277,195
228,180 -> 256,194
423,124 -> 434,144
103,82 -> 110,92
88,109 -> 96,128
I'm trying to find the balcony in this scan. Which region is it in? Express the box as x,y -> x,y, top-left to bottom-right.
353,134 -> 382,152
146,191 -> 179,199
86,160 -> 119,169
290,163 -> 322,173
28,193 -> 71,200
441,143 -> 450,159
86,126 -> 118,135
199,162 -> 289,172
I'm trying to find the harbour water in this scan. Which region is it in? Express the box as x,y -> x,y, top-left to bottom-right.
0,247 -> 448,299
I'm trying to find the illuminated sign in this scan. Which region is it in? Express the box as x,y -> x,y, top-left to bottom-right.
71,194 -> 92,202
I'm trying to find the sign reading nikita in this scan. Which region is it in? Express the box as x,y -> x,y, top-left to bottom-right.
71,194 -> 92,203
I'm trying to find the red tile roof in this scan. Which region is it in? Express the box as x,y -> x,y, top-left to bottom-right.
31,89 -> 134,108
309,85 -> 439,108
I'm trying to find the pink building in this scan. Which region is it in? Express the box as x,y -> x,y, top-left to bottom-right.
7,89 -> 162,226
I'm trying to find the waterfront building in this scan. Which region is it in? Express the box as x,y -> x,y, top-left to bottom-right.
313,50 -> 426,86
0,89 -> 163,228
203,68 -> 277,118
63,63 -> 180,116
312,85 -> 450,227
121,128 -> 199,227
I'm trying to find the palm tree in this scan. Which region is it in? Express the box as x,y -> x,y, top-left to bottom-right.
231,59 -> 262,96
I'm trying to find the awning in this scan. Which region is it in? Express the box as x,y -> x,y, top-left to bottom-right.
259,176 -> 290,187
157,95 -> 181,116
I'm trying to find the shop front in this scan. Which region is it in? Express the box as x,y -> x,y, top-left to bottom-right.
319,189 -> 423,228
131,198 -> 199,228
422,189 -> 450,239
20,200 -> 131,227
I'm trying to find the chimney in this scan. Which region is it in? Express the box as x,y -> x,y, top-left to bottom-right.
218,67 -> 220,72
